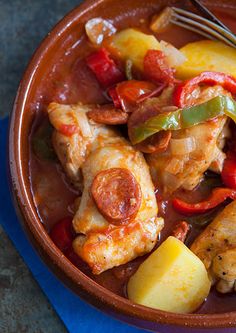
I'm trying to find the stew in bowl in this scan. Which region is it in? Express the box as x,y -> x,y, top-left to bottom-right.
9,0 -> 236,329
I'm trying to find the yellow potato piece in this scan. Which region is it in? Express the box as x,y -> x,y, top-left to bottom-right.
127,236 -> 211,314
176,40 -> 236,79
106,28 -> 160,70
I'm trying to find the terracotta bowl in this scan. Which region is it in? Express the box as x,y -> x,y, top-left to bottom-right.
8,0 -> 236,331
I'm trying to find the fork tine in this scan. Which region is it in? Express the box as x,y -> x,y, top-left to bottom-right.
189,0 -> 230,32
173,7 -> 236,41
170,19 -> 217,41
172,7 -> 236,48
171,13 -> 236,48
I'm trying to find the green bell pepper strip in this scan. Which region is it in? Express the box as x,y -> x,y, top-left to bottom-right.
132,95 -> 236,144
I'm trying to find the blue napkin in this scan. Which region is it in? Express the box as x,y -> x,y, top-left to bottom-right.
0,117 -> 144,333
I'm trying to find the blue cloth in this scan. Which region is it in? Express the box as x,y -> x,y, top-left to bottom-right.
0,117 -> 144,333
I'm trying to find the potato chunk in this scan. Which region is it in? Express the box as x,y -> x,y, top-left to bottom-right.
127,236 -> 211,313
176,40 -> 236,79
107,28 -> 160,70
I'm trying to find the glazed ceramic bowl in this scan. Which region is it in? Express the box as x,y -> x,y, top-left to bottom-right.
9,0 -> 236,331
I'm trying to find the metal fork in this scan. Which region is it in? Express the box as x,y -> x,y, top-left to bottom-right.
170,6 -> 236,48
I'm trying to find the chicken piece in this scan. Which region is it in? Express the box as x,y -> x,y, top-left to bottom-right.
73,138 -> 163,274
48,102 -> 163,274
147,86 -> 230,193
48,102 -> 123,189
191,201 -> 236,293
147,117 -> 227,192
48,102 -> 93,189
74,217 -> 163,275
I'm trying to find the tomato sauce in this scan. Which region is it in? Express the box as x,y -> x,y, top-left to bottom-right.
29,1 -> 236,313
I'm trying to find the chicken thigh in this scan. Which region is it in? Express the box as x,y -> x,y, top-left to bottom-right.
146,85 -> 230,193
147,117 -> 227,192
191,201 -> 236,293
48,102 -> 163,274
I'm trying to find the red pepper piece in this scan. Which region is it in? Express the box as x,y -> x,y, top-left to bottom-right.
116,80 -> 157,112
222,156 -> 236,190
173,71 -> 236,108
109,80 -> 160,112
50,217 -> 75,252
143,50 -> 175,85
171,221 -> 190,242
108,86 -> 121,108
59,124 -> 78,136
172,188 -> 236,216
86,48 -> 125,88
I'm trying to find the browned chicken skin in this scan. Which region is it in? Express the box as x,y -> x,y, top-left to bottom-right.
48,102 -> 163,274
147,86 -> 231,193
191,201 -> 236,293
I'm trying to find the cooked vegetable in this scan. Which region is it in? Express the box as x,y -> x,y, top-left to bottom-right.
86,48 -> 125,88
50,217 -> 75,252
85,18 -> 116,45
173,71 -> 236,108
114,80 -> 157,112
109,81 -> 167,112
160,40 -> 186,67
106,28 -> 160,70
176,40 -> 236,80
143,50 -> 175,85
222,156 -> 236,189
91,168 -> 142,225
125,59 -> 133,80
170,137 -> 196,155
127,236 -> 211,313
130,95 -> 236,144
128,94 -> 172,151
32,120 -> 56,161
87,104 -> 128,124
108,86 -> 121,108
150,7 -> 173,33
172,187 -> 236,216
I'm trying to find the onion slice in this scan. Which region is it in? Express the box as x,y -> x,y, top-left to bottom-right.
85,18 -> 116,45
160,40 -> 187,67
170,137 -> 196,155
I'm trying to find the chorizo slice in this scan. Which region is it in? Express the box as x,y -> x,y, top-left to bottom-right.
91,168 -> 142,225
128,98 -> 171,153
171,221 -> 190,243
87,104 -> 128,125
135,131 -> 171,154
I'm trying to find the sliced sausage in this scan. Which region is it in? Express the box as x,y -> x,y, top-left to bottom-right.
135,131 -> 171,154
87,104 -> 128,125
128,98 -> 171,153
171,221 -> 190,243
91,168 -> 142,225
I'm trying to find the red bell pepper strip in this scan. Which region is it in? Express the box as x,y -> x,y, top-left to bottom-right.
86,48 -> 125,88
143,50 -> 175,85
108,86 -> 122,108
173,71 -> 236,108
172,187 -> 236,216
59,124 -> 78,136
109,80 -> 162,112
50,217 -> 75,252
116,80 -> 157,112
222,156 -> 236,190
